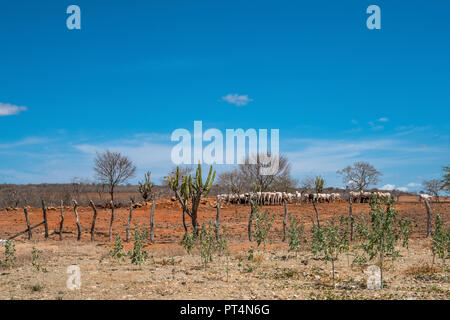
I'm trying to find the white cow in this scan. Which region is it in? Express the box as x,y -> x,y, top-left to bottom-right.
420,194 -> 433,202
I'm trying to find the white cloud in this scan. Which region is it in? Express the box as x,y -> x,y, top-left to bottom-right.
381,184 -> 410,192
74,136 -> 177,183
381,184 -> 396,191
406,182 -> 421,188
368,121 -> 384,131
75,141 -> 172,168
0,103 -> 27,116
1,127 -> 449,186
0,133 -> 180,184
286,138 -> 397,171
367,117 -> 388,131
283,136 -> 449,187
0,137 -> 50,149
221,94 -> 253,106
394,125 -> 430,136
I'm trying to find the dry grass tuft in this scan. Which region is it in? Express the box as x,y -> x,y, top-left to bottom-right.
403,262 -> 439,276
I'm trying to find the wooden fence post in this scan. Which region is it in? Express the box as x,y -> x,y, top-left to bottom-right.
312,199 -> 320,228
215,199 -> 222,240
126,200 -> 133,242
425,199 -> 432,238
109,201 -> 115,242
59,200 -> 64,241
150,200 -> 155,243
42,200 -> 48,238
282,199 -> 288,242
73,200 -> 82,241
24,206 -> 32,240
248,200 -> 255,242
89,200 -> 98,242
349,196 -> 354,241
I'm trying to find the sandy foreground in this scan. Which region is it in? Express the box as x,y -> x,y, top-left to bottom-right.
0,199 -> 449,300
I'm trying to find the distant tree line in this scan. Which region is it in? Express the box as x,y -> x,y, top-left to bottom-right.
1,149 -> 447,208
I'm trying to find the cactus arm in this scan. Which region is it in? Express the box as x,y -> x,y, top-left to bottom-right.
197,162 -> 202,188
204,165 -> 212,189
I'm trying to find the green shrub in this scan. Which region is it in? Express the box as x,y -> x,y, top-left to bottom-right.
31,246 -> 44,272
199,222 -> 216,268
287,214 -> 307,257
310,221 -> 326,257
253,208 -> 275,249
2,240 -> 16,269
399,218 -> 413,249
128,227 -> 149,265
247,246 -> 254,261
355,196 -> 411,288
180,231 -> 197,255
110,233 -> 125,262
431,214 -> 449,272
319,216 -> 350,285
181,221 -> 229,269
215,225 -> 229,256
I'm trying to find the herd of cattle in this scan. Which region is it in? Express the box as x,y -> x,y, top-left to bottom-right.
348,191 -> 391,203
217,191 -> 369,205
216,191 -> 436,205
217,191 -> 340,205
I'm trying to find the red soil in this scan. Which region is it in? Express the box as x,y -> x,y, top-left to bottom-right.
1,198 -> 449,245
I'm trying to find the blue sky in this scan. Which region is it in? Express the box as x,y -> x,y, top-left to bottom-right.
0,0 -> 449,191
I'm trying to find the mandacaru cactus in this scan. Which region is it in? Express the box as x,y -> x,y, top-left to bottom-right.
138,171 -> 154,201
315,176 -> 325,194
168,162 -> 215,235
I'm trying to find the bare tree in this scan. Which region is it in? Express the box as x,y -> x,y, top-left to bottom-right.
93,150 -> 136,202
71,177 -> 91,198
95,183 -> 106,200
8,187 -> 21,207
238,154 -> 295,192
337,162 -> 382,192
422,179 -> 443,202
217,169 -> 246,194
300,176 -> 315,192
271,170 -> 299,192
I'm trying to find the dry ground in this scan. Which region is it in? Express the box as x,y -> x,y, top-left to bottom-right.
0,199 -> 449,300
0,240 -> 448,300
